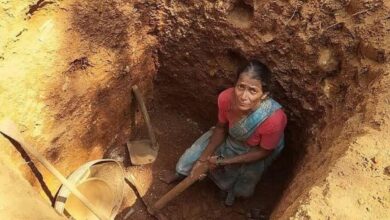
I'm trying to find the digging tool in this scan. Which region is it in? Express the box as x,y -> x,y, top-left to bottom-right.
0,118 -> 110,220
149,162 -> 209,214
124,174 -> 151,211
127,85 -> 159,165
125,174 -> 168,220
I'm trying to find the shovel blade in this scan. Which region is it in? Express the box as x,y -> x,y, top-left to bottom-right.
127,139 -> 158,165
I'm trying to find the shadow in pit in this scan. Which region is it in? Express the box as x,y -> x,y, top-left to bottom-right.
0,133 -> 55,203
247,146 -> 298,217
117,178 -> 157,220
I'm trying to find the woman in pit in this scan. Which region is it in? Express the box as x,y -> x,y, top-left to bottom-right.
160,60 -> 287,206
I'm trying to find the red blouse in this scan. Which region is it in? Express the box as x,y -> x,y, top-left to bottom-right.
217,88 -> 287,150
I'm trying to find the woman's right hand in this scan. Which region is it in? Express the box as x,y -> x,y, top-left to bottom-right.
207,156 -> 218,170
190,159 -> 209,180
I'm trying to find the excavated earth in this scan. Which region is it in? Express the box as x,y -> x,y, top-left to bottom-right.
0,0 -> 389,219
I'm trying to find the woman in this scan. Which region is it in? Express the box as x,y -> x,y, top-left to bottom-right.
160,60 -> 287,206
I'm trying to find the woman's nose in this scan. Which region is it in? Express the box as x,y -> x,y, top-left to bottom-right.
241,90 -> 249,100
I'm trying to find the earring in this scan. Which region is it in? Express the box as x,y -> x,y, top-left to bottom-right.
261,92 -> 269,100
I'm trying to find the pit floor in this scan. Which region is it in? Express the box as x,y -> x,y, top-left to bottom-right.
115,102 -> 295,220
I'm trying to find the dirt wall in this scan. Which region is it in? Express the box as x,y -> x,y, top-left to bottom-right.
153,0 -> 390,219
0,0 -> 389,219
0,0 -> 158,198
0,156 -> 64,219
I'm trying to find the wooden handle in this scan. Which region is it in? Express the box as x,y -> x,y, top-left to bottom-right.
153,176 -> 197,210
152,163 -> 209,212
0,119 -> 109,220
132,85 -> 158,150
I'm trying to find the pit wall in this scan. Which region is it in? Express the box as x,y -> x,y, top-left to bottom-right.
154,0 -> 388,146
0,157 -> 64,219
0,0 -> 389,219
0,0 -> 158,200
283,70 -> 390,219
153,0 -> 389,219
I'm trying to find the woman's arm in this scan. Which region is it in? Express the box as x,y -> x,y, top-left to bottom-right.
190,122 -> 228,178
199,122 -> 228,161
210,147 -> 272,166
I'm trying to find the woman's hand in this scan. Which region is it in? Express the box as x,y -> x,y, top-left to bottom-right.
207,156 -> 219,170
215,148 -> 272,165
208,156 -> 223,170
190,160 -> 208,180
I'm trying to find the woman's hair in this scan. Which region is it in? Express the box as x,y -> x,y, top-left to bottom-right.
236,60 -> 271,92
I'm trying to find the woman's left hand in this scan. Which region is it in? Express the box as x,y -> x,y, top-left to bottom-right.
208,156 -> 222,170
190,160 -> 208,179
208,156 -> 218,165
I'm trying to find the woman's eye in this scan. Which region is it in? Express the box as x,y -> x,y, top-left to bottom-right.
250,89 -> 257,94
237,84 -> 245,90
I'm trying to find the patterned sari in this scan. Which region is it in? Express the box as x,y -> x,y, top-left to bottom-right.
176,98 -> 284,198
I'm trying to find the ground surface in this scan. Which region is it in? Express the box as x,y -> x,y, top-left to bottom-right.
0,0 -> 158,197
0,156 -> 64,220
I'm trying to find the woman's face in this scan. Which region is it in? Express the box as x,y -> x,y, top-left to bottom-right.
234,72 -> 264,112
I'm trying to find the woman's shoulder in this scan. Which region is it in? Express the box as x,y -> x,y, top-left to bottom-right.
218,87 -> 234,101
260,108 -> 287,132
217,87 -> 234,109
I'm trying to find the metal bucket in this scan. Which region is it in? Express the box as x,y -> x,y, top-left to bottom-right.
54,159 -> 125,220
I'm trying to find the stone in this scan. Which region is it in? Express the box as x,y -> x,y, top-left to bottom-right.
317,49 -> 339,73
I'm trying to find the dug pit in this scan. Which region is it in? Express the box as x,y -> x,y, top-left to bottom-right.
0,1 -> 389,220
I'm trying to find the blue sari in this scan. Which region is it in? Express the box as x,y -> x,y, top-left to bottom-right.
176,98 -> 284,198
